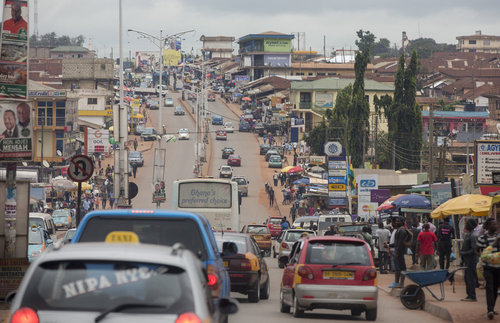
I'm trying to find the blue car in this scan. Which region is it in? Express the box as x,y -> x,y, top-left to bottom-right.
28,225 -> 53,263
212,114 -> 223,125
72,210 -> 231,312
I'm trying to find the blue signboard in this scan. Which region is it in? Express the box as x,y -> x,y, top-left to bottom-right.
328,176 -> 347,184
329,198 -> 347,206
290,127 -> 299,143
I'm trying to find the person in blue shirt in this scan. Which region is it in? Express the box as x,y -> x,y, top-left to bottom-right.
281,216 -> 290,230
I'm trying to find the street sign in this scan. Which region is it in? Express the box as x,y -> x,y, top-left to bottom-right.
474,140 -> 500,186
324,141 -> 342,157
87,129 -> 109,153
68,155 -> 94,182
329,183 -> 346,191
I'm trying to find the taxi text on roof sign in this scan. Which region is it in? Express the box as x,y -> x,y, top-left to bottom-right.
105,231 -> 140,243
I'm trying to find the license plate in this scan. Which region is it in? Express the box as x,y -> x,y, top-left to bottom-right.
223,261 -> 229,268
323,271 -> 354,280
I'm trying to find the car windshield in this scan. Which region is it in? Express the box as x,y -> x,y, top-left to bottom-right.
215,236 -> 248,254
53,209 -> 70,217
224,122 -> 232,127
179,129 -> 188,134
221,166 -> 231,171
77,217 -> 209,260
29,230 -> 43,244
29,218 -> 44,229
21,260 -> 194,313
270,156 -> 281,162
142,129 -> 153,135
232,178 -> 246,185
247,226 -> 269,234
269,218 -> 281,225
53,215 -> 69,224
286,231 -> 313,242
267,150 -> 278,155
306,241 -> 371,266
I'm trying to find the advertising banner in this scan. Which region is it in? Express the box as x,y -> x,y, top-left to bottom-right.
328,176 -> 347,184
152,180 -> 166,203
431,183 -> 452,208
358,202 -> 378,218
370,189 -> 391,204
328,160 -> 347,169
328,191 -> 346,198
263,38 -> 291,53
474,140 -> 500,186
329,169 -> 347,177
329,198 -> 347,206
0,101 -> 32,160
315,93 -> 333,108
356,174 -> 378,196
163,49 -> 181,66
0,0 -> 28,99
263,54 -> 290,67
87,128 -> 109,154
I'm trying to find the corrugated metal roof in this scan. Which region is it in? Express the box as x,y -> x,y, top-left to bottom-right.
290,77 -> 394,92
421,111 -> 489,118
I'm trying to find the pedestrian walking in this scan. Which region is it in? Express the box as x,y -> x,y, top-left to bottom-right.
476,218 -> 500,320
416,223 -> 438,271
98,157 -> 102,169
389,217 -> 408,288
409,222 -> 420,265
134,138 -> 138,151
269,189 -> 274,207
132,163 -> 138,178
437,220 -> 455,269
376,222 -> 391,274
273,171 -> 279,187
280,172 -> 286,186
460,218 -> 478,302
281,216 -> 290,230
101,192 -> 107,209
290,203 -> 297,223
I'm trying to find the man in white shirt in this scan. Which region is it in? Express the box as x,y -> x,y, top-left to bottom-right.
376,223 -> 392,274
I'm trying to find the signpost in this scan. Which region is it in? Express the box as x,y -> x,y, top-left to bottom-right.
67,155 -> 94,226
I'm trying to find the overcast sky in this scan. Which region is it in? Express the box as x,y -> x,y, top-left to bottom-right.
28,0 -> 500,58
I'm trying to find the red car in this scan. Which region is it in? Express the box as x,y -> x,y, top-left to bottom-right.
265,216 -> 283,237
216,129 -> 227,140
279,236 -> 378,320
227,154 -> 241,166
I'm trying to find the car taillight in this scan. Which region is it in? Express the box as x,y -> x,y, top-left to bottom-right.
240,258 -> 251,271
281,242 -> 289,249
206,264 -> 221,296
363,268 -> 377,281
10,308 -> 39,323
175,312 -> 201,323
297,265 -> 314,280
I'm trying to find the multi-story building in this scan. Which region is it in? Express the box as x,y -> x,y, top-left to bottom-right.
62,57 -> 115,90
290,62 -> 374,77
238,31 -> 294,81
67,89 -> 111,129
200,36 -> 234,59
50,46 -> 94,59
456,31 -> 500,53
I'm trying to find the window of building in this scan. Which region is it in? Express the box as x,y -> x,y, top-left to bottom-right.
484,40 -> 490,46
365,95 -> 370,102
469,40 -> 477,45
58,54 -> 63,58
296,72 -> 304,75
55,130 -> 64,155
317,73 -> 325,76
56,109 -> 65,127
78,54 -> 83,58
37,101 -> 53,126
308,73 -> 313,76
88,98 -> 98,105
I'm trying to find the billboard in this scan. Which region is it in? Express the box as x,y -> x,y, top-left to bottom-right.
0,101 -> 32,160
263,54 -> 290,67
263,38 -> 291,53
87,128 -> 109,154
370,189 -> 391,204
431,183 -> 452,208
163,49 -> 181,66
474,140 -> 500,186
356,174 -> 378,196
315,93 -> 333,108
0,0 -> 28,99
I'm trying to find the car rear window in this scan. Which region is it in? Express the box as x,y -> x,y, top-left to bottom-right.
29,230 -> 43,244
286,231 -> 313,242
247,226 -> 269,234
269,218 -> 281,224
53,216 -> 69,224
215,235 -> 248,254
232,178 -> 246,185
77,217 -> 208,260
21,260 -> 194,313
53,209 -> 70,217
306,241 -> 371,266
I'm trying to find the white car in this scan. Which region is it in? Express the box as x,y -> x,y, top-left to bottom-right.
219,165 -> 233,178
223,122 -> 234,133
178,128 -> 190,140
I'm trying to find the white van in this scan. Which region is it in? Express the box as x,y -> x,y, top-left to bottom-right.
29,212 -> 57,242
317,213 -> 352,236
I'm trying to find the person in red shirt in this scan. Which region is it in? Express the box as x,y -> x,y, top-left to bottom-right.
2,1 -> 27,35
416,223 -> 438,270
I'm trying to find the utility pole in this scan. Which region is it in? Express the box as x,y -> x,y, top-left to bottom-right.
428,106 -> 434,184
374,114 -> 378,168
465,122 -> 470,175
392,141 -> 396,171
362,120 -> 366,166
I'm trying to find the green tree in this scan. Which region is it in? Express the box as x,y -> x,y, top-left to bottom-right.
304,121 -> 327,155
406,38 -> 456,58
355,30 -> 375,55
373,38 -> 391,55
30,32 -> 86,47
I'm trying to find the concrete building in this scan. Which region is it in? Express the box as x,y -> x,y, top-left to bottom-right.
200,36 -> 234,59
289,77 -> 394,133
238,31 -> 294,81
67,89 -> 111,129
456,31 -> 500,53
62,57 -> 115,90
290,62 -> 374,77
50,46 -> 94,59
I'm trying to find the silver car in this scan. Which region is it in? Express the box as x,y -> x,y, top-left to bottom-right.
274,229 -> 316,268
8,242 -> 238,323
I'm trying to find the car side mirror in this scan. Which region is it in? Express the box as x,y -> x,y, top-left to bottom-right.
278,255 -> 289,266
219,297 -> 239,315
222,241 -> 238,256
5,290 -> 16,305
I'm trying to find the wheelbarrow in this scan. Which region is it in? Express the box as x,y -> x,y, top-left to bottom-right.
399,267 -> 465,309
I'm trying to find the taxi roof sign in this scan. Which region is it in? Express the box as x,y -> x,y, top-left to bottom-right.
105,231 -> 140,243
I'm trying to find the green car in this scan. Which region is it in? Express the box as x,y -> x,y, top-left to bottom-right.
268,155 -> 282,168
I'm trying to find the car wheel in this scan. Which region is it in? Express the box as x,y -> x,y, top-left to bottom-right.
280,289 -> 290,313
260,276 -> 270,300
366,308 -> 377,321
292,293 -> 304,318
248,276 -> 260,303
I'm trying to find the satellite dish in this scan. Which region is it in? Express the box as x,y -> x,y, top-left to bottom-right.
56,150 -> 62,156
22,162 -> 27,167
43,160 -> 50,168
496,123 -> 500,134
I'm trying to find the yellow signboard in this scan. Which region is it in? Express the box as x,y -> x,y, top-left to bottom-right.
329,184 -> 346,191
163,49 -> 181,66
105,231 -> 140,243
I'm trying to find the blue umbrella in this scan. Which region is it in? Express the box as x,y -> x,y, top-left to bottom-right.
293,178 -> 309,185
391,194 -> 431,209
233,93 -> 243,97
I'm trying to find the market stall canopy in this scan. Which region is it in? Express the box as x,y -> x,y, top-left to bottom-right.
431,194 -> 492,219
376,194 -> 407,212
242,97 -> 252,101
73,182 -> 92,191
52,178 -> 77,191
293,178 -> 309,185
281,166 -> 294,173
309,166 -> 325,174
287,166 -> 304,174
391,194 -> 431,209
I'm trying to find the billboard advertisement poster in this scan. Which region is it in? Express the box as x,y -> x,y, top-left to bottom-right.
0,101 -> 32,160
356,174 -> 378,195
370,189 -> 391,204
474,140 -> 500,186
329,169 -> 347,177
315,93 -> 333,108
431,183 -> 452,208
152,180 -> 166,203
163,49 -> 181,66
0,0 -> 28,100
87,128 -> 109,154
358,202 -> 379,218
234,75 -> 250,82
329,198 -> 347,206
263,39 -> 291,53
328,176 -> 347,184
328,191 -> 346,198
263,54 -> 290,67
328,160 -> 347,169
